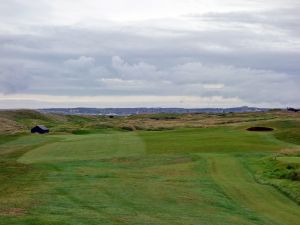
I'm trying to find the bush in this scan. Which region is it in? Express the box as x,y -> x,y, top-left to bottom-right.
72,129 -> 91,135
149,113 -> 179,120
120,126 -> 134,131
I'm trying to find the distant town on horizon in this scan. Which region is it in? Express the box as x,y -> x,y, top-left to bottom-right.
39,106 -> 278,116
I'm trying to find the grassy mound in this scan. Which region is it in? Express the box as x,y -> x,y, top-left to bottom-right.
0,110 -> 56,134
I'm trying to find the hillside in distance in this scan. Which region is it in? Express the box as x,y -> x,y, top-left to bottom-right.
40,106 -> 269,115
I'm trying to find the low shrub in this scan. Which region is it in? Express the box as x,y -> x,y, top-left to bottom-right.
120,126 -> 135,131
72,129 -> 91,135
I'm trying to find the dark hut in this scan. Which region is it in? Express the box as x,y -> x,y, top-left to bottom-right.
287,107 -> 299,112
31,125 -> 49,134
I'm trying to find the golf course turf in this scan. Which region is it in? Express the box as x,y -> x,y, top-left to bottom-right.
0,113 -> 300,225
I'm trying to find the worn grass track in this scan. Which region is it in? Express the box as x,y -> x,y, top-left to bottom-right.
207,154 -> 300,225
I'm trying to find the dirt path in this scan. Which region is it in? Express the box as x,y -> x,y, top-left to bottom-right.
207,154 -> 300,225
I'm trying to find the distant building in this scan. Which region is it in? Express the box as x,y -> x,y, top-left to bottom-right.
31,125 -> 49,134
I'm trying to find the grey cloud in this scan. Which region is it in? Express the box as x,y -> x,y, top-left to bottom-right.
0,3 -> 299,107
196,8 -> 300,36
64,56 -> 96,70
0,64 -> 31,94
112,56 -> 165,80
2,22 -> 299,73
29,56 -> 299,106
0,0 -> 52,35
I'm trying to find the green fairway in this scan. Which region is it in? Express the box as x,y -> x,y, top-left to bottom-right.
19,132 -> 145,163
138,127 -> 290,153
1,125 -> 300,224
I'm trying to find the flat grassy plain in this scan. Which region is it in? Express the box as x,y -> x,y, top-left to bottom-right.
0,110 -> 300,225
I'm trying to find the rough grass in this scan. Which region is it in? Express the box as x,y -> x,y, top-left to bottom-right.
208,154 -> 300,225
244,154 -> 300,205
2,109 -> 299,135
0,111 -> 300,224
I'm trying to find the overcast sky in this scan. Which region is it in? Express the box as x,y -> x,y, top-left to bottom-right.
0,0 -> 299,108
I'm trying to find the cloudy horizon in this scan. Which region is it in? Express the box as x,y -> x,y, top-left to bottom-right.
0,0 -> 299,109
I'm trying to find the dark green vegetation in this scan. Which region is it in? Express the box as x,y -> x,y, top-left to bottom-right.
0,110 -> 299,224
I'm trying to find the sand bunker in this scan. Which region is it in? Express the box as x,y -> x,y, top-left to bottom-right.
247,127 -> 274,132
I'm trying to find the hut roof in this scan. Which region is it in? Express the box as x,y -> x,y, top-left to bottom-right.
35,125 -> 49,130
